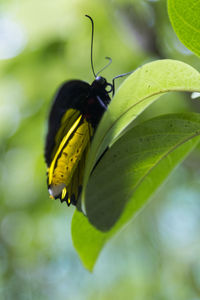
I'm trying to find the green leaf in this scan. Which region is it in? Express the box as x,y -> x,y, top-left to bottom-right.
72,113 -> 200,271
82,60 -> 200,208
168,0 -> 200,56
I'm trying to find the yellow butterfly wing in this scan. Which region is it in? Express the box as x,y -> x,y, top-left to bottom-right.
47,109 -> 93,205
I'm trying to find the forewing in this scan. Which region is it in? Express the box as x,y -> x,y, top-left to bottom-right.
45,80 -> 91,166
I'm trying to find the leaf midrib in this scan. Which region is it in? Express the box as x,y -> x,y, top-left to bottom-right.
127,130 -> 200,201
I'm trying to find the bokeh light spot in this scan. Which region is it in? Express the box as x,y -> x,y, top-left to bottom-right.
0,16 -> 27,60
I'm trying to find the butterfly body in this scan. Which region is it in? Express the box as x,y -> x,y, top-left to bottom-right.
45,76 -> 112,206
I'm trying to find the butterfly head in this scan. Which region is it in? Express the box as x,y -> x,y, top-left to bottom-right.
91,76 -> 113,94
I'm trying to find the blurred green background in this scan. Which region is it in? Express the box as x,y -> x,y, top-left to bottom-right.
1,0 -> 200,299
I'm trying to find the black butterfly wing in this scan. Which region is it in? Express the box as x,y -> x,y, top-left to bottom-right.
45,80 -> 93,205
45,80 -> 91,166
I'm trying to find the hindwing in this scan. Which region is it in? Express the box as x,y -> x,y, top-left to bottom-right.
47,109 -> 93,205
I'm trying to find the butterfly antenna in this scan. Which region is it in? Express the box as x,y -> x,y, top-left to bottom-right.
96,57 -> 112,77
85,15 -> 96,78
112,71 -> 133,95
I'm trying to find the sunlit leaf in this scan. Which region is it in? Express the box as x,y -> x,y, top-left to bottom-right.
168,0 -> 200,56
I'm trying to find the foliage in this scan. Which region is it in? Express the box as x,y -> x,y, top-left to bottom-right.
72,61 -> 200,270
168,0 -> 200,57
71,0 -> 200,272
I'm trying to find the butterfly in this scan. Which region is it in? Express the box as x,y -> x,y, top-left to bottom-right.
44,15 -> 131,206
